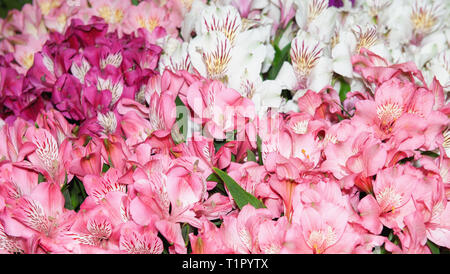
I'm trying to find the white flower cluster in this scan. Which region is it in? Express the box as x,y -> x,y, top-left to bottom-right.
159,0 -> 450,115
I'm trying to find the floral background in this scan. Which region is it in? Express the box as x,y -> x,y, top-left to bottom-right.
0,0 -> 448,254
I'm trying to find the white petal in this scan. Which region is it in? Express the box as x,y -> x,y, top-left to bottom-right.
275,62 -> 297,90
332,42 -> 353,78
309,57 -> 333,92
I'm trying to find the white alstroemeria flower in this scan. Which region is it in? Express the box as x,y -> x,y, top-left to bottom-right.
159,37 -> 192,73
331,30 -> 354,78
188,30 -> 233,80
294,0 -> 337,44
181,0 -> 208,41
199,5 -> 243,45
276,30 -> 333,94
382,0 -> 445,46
446,27 -> 450,44
349,78 -> 367,93
267,0 -> 296,26
332,24 -> 389,78
412,31 -> 447,69
277,19 -> 296,50
188,5 -> 242,81
239,68 -> 284,116
227,25 -> 272,90
188,4 -> 277,107
363,0 -> 393,20
264,0 -> 282,28
409,0 -> 446,45
380,0 -> 413,45
339,0 -> 355,11
278,98 -> 300,113
425,49 -> 450,92
252,15 -> 277,73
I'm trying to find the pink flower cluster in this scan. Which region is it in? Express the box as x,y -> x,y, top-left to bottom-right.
0,0 -> 448,254
0,0 -> 182,73
190,50 -> 450,254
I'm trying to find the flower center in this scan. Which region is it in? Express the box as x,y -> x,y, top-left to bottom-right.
203,9 -> 241,45
39,0 -> 60,16
240,78 -> 256,99
100,52 -> 123,70
367,0 -> 392,18
22,53 -> 35,69
443,128 -> 450,151
308,0 -> 328,22
97,112 -> 118,135
87,219 -> 112,240
290,38 -> 323,88
71,59 -> 91,84
410,1 -> 440,35
307,226 -> 337,254
353,25 -> 378,52
201,38 -> 232,80
376,102 -> 403,132
376,186 -> 403,213
98,6 -> 124,24
96,78 -> 124,106
34,131 -> 59,177
291,120 -> 309,135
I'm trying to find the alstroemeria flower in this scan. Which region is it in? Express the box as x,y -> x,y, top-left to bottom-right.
277,30 -> 333,95
5,182 -> 76,253
186,78 -> 254,139
24,127 -> 73,186
187,4 -> 279,110
295,0 -> 337,44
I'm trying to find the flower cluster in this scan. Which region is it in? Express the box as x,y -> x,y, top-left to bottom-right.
0,0 -> 448,254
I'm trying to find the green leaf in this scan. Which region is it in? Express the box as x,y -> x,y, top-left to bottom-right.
427,240 -> 440,254
181,223 -> 192,247
211,219 -> 223,228
72,125 -> 79,136
131,0 -> 140,5
83,136 -> 92,147
230,154 -> 236,162
266,43 -> 291,80
70,183 -> 80,210
62,176 -> 88,211
246,149 -> 257,162
213,167 -> 265,210
62,188 -> 74,210
158,232 -> 172,254
38,173 -> 46,183
272,20 -> 293,48
0,0 -> 32,18
257,135 -> 263,165
214,140 -> 227,153
420,150 -> 439,158
206,173 -> 226,194
338,79 -> 351,103
172,96 -> 188,144
206,173 -> 221,183
102,163 -> 110,173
